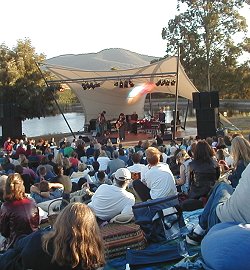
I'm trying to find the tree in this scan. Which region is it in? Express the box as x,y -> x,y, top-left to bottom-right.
162,0 -> 249,96
0,39 -> 58,140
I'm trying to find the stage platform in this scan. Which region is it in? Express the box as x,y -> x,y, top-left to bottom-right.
71,126 -> 197,148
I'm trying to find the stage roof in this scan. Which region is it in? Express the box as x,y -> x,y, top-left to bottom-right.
46,56 -> 198,122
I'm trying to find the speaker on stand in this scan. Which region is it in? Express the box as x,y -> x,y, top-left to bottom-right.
192,91 -> 220,139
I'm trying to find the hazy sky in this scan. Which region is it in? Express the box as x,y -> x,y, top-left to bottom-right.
1,0 -> 249,59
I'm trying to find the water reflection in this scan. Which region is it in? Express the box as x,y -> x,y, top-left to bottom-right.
0,106 -> 249,138
22,113 -> 85,137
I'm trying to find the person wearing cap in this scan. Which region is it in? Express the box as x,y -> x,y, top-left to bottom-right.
132,147 -> 177,201
88,168 -> 135,222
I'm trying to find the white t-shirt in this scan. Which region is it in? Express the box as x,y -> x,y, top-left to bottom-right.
88,184 -> 135,220
145,163 -> 177,199
97,156 -> 110,171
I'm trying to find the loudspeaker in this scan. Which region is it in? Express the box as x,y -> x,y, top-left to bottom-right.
196,108 -> 219,139
210,91 -> 219,108
192,91 -> 220,110
89,119 -> 96,131
199,92 -> 211,108
192,92 -> 200,109
163,133 -> 173,141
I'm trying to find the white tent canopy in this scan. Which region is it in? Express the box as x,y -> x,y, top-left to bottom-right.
46,56 -> 198,122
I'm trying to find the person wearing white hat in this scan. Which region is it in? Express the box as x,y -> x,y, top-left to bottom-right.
88,168 -> 135,222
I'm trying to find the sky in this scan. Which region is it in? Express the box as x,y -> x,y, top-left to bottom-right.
0,0 -> 249,60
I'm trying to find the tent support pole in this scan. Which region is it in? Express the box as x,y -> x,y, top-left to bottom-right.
173,45 -> 180,140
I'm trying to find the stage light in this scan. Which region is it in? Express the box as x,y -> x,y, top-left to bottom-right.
82,83 -> 87,90
89,82 -> 95,89
161,80 -> 166,86
114,81 -> 119,87
155,79 -> 161,86
165,79 -> 170,86
86,82 -> 91,89
124,80 -> 129,88
129,80 -> 134,87
119,81 -> 124,88
171,80 -> 176,86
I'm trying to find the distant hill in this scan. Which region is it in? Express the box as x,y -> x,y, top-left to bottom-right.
46,48 -> 158,70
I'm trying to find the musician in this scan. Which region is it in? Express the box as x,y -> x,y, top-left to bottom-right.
158,108 -> 166,136
96,111 -> 106,136
116,113 -> 126,141
130,111 -> 138,135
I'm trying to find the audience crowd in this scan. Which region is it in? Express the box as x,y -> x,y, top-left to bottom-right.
1,132 -> 250,269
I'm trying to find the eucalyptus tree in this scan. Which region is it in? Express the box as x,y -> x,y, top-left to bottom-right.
162,0 -> 248,95
0,39 -> 58,140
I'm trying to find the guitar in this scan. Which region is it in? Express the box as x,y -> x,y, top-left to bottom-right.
116,121 -> 122,129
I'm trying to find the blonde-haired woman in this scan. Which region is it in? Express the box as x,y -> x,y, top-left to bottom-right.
21,203 -> 105,270
55,152 -> 64,167
228,136 -> 250,188
0,173 -> 39,250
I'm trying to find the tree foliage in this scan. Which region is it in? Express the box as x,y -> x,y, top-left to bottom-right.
161,0 -> 250,98
0,39 -> 59,120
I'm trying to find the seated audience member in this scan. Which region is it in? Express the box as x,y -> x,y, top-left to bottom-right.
47,154 -> 56,168
3,137 -> 13,154
14,141 -> 26,158
167,140 -> 179,157
63,141 -> 74,157
51,165 -> 72,201
127,152 -> 146,180
97,150 -> 110,171
0,175 -> 8,204
216,149 -> 230,174
70,162 -> 91,183
18,154 -> 38,181
37,165 -> 55,181
1,157 -> 15,174
37,156 -> 55,175
0,173 -> 39,250
30,180 -> 64,203
227,136 -> 250,188
14,165 -> 34,193
49,137 -> 57,147
186,162 -> 250,246
132,147 -> 177,201
106,139 -> 115,158
188,140 -> 220,200
62,156 -> 73,176
118,148 -> 129,164
69,151 -> 80,170
86,142 -> 95,159
55,152 -> 64,167
134,140 -> 143,152
88,161 -> 100,177
0,203 -> 105,270
201,222 -> 250,270
168,148 -> 181,176
175,149 -> 192,194
92,171 -> 112,189
158,146 -> 168,164
88,168 -> 135,222
75,140 -> 86,160
106,150 -> 125,177
27,148 -> 40,170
